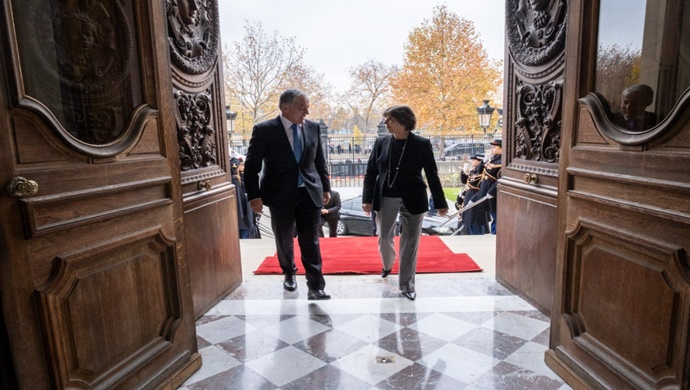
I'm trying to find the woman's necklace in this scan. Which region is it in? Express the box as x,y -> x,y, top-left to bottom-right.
387,135 -> 409,188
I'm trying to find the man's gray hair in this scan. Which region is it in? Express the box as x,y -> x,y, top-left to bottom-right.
279,89 -> 307,107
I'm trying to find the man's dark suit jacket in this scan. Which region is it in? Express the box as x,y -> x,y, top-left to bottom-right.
363,132 -> 448,214
613,111 -> 657,132
244,116 -> 331,208
322,190 -> 341,222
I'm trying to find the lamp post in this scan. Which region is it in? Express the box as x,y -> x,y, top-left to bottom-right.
225,105 -> 237,152
476,99 -> 496,135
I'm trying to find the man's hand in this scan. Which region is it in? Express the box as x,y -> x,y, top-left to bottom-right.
249,198 -> 264,214
323,191 -> 331,204
362,203 -> 372,215
321,209 -> 329,215
437,208 -> 449,217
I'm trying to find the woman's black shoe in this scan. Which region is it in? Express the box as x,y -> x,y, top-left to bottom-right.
381,268 -> 391,278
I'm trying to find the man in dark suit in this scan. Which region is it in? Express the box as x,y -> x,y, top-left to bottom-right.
244,89 -> 332,300
319,189 -> 341,237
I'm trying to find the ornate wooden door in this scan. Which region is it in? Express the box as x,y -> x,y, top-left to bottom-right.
547,0 -> 690,388
497,0 -> 568,315
166,0 -> 242,319
0,0 -> 200,388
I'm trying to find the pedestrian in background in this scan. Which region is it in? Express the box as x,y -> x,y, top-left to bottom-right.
320,190 -> 341,237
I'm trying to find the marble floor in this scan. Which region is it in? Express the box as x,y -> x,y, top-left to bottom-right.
179,234 -> 572,390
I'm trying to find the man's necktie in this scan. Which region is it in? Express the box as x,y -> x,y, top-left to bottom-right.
292,124 -> 304,186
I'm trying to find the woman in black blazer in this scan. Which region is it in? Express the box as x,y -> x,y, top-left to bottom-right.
362,105 -> 448,300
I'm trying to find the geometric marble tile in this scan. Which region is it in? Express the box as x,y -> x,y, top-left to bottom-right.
470,361 -> 565,390
417,343 -> 500,384
407,313 -> 478,341
482,312 -> 550,341
181,345 -> 241,386
452,327 -> 529,360
334,314 -> 402,343
217,330 -> 290,362
293,329 -> 368,363
503,341 -> 562,380
280,364 -> 372,389
330,344 -> 414,385
377,327 -> 447,361
196,316 -> 259,344
374,362 -> 468,390
244,346 -> 327,387
260,316 -> 331,344
186,365 -> 275,390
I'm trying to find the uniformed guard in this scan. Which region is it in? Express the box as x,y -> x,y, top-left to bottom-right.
474,139 -> 502,234
459,154 -> 489,235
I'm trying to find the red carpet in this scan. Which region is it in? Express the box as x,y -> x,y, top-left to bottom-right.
254,236 -> 482,275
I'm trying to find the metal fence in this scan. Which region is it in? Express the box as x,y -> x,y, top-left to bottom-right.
229,132 -> 499,188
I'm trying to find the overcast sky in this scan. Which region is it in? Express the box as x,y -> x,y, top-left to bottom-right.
218,1 -> 506,93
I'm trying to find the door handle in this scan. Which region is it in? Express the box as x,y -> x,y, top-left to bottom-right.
5,176 -> 39,198
523,173 -> 538,185
197,180 -> 212,191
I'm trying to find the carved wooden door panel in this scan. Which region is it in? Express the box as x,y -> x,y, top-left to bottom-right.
496,0 -> 568,315
0,0 -> 200,388
547,0 -> 690,388
166,0 -> 242,319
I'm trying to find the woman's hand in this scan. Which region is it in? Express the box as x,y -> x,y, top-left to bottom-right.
362,203 -> 372,215
437,208 -> 449,217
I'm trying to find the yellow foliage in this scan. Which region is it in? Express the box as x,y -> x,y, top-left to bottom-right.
391,4 -> 502,136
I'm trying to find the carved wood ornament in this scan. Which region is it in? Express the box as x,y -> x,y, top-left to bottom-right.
17,0 -> 140,147
166,0 -> 219,75
174,89 -> 217,171
515,80 -> 562,162
166,0 -> 221,173
507,0 -> 567,165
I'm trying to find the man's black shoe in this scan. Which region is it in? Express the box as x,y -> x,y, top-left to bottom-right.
401,291 -> 416,301
283,274 -> 297,291
381,268 -> 392,278
307,289 -> 331,300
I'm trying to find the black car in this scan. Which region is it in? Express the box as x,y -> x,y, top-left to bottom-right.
336,196 -> 456,236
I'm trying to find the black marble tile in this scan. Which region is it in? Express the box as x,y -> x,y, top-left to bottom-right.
293,329 -> 368,363
217,332 -> 290,363
531,328 -> 550,346
186,365 -> 276,390
196,314 -> 230,326
379,312 -> 432,326
235,314 -> 295,328
377,327 -> 447,362
373,363 -> 467,390
196,335 -> 212,350
452,327 -> 528,360
471,361 -> 564,390
281,363 -> 371,389
443,311 -> 499,325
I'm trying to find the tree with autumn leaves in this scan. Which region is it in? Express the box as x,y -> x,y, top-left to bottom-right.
222,5 -> 502,147
392,4 -> 502,150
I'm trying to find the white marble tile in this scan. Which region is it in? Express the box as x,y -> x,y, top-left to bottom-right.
407,313 -> 478,341
181,345 -> 241,386
417,343 -> 500,384
261,315 -> 331,344
482,312 -> 550,341
244,345 -> 326,387
330,344 -> 414,385
504,341 -> 562,380
196,316 -> 259,344
334,314 -> 402,343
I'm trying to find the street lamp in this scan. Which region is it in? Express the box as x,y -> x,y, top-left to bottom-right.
225,106 -> 237,151
476,99 -> 496,135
